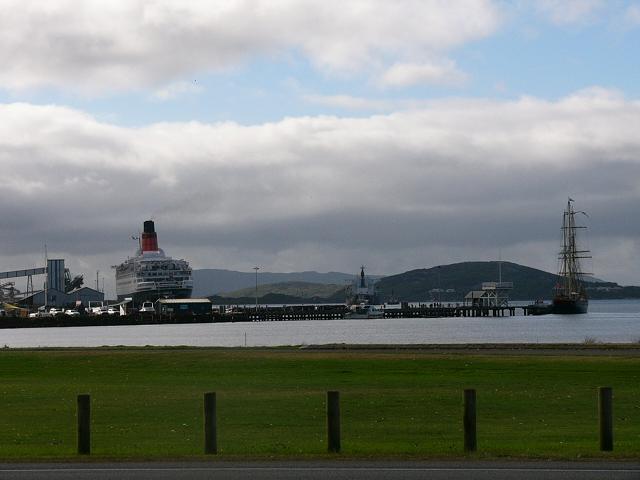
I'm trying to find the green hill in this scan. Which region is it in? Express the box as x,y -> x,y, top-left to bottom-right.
192,269 -> 381,296
206,262 -> 638,304
377,261 -> 561,302
220,281 -> 344,299
376,261 -> 637,302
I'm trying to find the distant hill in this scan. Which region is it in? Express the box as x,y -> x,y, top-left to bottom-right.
210,290 -> 348,306
583,283 -> 640,299
222,281 -> 344,299
375,261 -> 637,302
192,269 -> 381,297
196,263 -> 639,303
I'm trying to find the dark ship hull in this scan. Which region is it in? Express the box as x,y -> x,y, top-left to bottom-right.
552,297 -> 588,315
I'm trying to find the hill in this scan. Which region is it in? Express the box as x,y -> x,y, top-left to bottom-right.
375,261 -> 636,302
221,281 -> 344,299
196,262 -> 639,304
209,290 -> 348,305
209,281 -> 348,305
192,269 -> 381,297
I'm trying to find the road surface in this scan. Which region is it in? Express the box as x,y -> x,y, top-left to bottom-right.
0,461 -> 638,480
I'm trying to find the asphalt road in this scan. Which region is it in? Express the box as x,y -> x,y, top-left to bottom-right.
0,461 -> 639,480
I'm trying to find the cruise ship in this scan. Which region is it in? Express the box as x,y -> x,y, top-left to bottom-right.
115,220 -> 193,305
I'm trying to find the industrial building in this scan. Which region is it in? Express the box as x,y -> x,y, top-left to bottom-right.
1,259 -> 104,308
20,286 -> 104,308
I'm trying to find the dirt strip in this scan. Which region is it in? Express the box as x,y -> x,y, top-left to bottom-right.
299,343 -> 640,356
3,343 -> 640,356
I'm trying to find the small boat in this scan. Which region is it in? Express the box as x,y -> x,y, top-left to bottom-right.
552,198 -> 591,315
344,303 -> 384,319
527,299 -> 553,316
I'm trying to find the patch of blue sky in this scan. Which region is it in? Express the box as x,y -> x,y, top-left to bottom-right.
0,54 -> 377,126
1,15 -> 638,127
454,12 -> 640,100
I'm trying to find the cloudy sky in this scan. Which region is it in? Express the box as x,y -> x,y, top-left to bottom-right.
1,0 -> 639,296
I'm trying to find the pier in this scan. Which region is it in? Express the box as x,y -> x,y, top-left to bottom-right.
0,303 -> 548,330
214,304 -> 541,322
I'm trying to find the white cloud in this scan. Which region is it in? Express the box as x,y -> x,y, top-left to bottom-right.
1,87 -> 640,288
151,81 -> 204,101
378,60 -> 468,88
302,93 -> 437,112
625,4 -> 640,25
535,0 -> 605,25
303,94 -> 397,111
0,0 -> 501,93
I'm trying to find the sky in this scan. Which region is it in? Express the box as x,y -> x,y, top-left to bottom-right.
1,0 -> 639,297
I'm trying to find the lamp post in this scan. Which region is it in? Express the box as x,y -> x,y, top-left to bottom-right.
438,266 -> 442,305
253,266 -> 259,313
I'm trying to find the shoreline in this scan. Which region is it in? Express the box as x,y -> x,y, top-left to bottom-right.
2,343 -> 640,355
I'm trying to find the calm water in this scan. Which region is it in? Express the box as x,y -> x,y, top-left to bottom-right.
1,300 -> 639,348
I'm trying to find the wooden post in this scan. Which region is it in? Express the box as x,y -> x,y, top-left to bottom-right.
204,392 -> 217,454
77,394 -> 91,455
463,389 -> 477,452
599,387 -> 613,451
327,391 -> 341,453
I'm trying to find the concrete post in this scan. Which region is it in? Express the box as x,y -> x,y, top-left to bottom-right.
327,391 -> 341,453
77,394 -> 91,455
204,392 -> 217,454
463,389 -> 477,452
599,387 -> 613,451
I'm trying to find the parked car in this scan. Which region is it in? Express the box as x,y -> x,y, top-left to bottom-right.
139,302 -> 155,313
49,308 -> 64,316
64,309 -> 80,316
106,307 -> 119,315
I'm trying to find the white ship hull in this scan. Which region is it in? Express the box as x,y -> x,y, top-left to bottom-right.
115,221 -> 193,306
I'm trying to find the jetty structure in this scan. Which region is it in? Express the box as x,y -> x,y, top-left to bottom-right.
463,261 -> 513,308
114,220 -> 193,306
552,198 -> 591,314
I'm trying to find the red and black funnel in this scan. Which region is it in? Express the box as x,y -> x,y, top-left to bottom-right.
141,220 -> 159,252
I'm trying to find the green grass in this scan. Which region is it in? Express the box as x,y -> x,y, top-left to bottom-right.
0,348 -> 638,459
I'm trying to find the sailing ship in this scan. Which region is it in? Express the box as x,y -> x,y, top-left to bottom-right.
552,198 -> 591,314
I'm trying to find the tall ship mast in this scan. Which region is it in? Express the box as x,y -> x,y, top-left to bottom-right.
552,198 -> 590,314
115,220 -> 193,305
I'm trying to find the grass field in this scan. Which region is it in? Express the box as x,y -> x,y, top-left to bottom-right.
0,347 -> 638,459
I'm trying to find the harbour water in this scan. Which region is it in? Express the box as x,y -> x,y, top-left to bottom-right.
1,300 -> 639,348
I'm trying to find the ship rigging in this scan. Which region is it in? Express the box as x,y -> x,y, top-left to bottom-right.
552,198 -> 591,314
